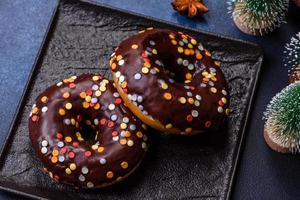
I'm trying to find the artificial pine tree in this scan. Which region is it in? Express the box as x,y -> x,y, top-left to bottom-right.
229,0 -> 289,35
284,32 -> 300,83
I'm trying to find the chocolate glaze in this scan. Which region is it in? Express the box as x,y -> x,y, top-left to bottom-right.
28,74 -> 148,188
110,28 -> 230,134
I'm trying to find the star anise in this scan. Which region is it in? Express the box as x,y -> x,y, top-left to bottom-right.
172,0 -> 208,18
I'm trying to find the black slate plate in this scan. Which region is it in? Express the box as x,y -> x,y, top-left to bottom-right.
0,0 -> 263,199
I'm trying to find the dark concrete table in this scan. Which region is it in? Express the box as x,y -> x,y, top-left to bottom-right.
0,0 -> 299,199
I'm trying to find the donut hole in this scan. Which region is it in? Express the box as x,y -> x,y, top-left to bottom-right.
79,122 -> 98,143
159,56 -> 187,83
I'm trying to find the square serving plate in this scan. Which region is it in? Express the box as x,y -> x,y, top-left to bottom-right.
0,0 -> 263,199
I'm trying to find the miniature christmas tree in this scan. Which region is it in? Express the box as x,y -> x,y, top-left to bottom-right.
284,32 -> 300,83
228,0 -> 289,35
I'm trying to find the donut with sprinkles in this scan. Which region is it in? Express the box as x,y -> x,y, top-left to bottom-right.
110,28 -> 230,135
28,74 -> 148,188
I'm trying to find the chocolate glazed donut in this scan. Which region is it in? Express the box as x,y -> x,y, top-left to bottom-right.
28,74 -> 148,189
110,28 -> 230,135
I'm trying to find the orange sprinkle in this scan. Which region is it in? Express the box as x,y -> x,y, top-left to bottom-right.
120,139 -> 127,145
188,98 -> 194,104
65,136 -> 72,143
121,81 -> 127,89
185,127 -> 193,134
83,102 -> 89,109
80,92 -> 86,98
41,96 -> 48,103
116,55 -> 123,61
171,40 -> 177,45
144,62 -> 151,68
196,53 -> 203,60
106,171 -> 114,178
121,161 -> 128,169
136,131 -> 143,138
111,63 -> 117,70
97,146 -> 105,153
124,131 -> 131,138
32,107 -> 38,114
205,51 -> 211,57
131,44 -> 138,49
52,149 -> 59,156
185,73 -> 192,80
163,92 -> 172,100
184,49 -> 190,55
51,156 -> 58,163
94,103 -> 100,110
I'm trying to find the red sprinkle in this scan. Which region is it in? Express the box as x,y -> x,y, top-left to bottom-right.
190,86 -> 195,90
108,121 -> 114,128
68,151 -> 75,159
56,133 -> 63,140
115,98 -> 122,104
205,121 -> 212,128
54,175 -> 60,181
77,115 -> 82,122
31,115 -> 39,122
69,83 -> 76,89
112,131 -> 119,136
219,101 -> 224,106
89,103 -> 95,107
84,151 -> 92,157
72,142 -> 79,148
60,147 -> 67,154
100,118 -> 106,125
86,90 -> 93,96
142,52 -> 148,58
186,115 -> 193,122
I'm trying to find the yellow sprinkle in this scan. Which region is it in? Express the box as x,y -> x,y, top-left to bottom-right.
127,140 -> 134,147
116,55 -> 123,61
202,71 -> 209,76
97,146 -> 105,153
142,67 -> 149,74
71,118 -> 76,125
221,97 -> 227,104
85,96 -> 91,102
161,82 -> 168,90
121,81 -> 127,89
65,136 -> 72,143
131,44 -> 138,49
185,73 -> 192,80
95,90 -> 101,96
107,171 -> 114,178
100,85 -> 106,92
92,76 -> 100,81
103,79 -> 109,84
70,163 -> 77,170
65,103 -> 72,110
65,168 -> 72,174
92,144 -> 98,150
136,131 -> 143,138
178,97 -> 186,104
152,49 -> 157,54
63,92 -> 70,99
120,123 -> 127,129
188,43 -> 193,49
121,161 -> 128,169
52,149 -> 59,156
165,124 -> 173,129
144,62 -> 151,68
163,92 -> 172,100
32,107 -> 38,114
210,87 -> 217,93
154,67 -> 160,72
41,96 -> 48,103
83,102 -> 89,109
178,47 -> 183,53
169,34 -> 175,39
211,77 -> 217,81
191,38 -> 197,45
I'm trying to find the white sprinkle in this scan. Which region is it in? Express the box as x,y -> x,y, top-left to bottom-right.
138,105 -> 144,110
134,73 -> 142,80
41,147 -> 47,154
198,43 -> 204,50
196,95 -> 202,100
41,106 -> 48,113
94,119 -> 99,125
137,96 -> 143,103
79,174 -> 85,182
142,142 -> 147,149
194,100 -> 200,107
200,83 -> 206,87
112,136 -> 119,141
91,98 -> 98,104
127,94 -> 132,100
113,92 -> 120,98
100,158 -> 107,165
87,182 -> 94,188
123,117 -> 129,123
183,60 -> 189,66
177,58 -> 183,65
130,124 -> 136,131
71,76 -> 77,80
179,41 -> 184,46
192,110 -> 199,117
58,155 -> 65,162
149,40 -> 156,46
120,131 -> 125,137
218,107 -> 224,113
184,85 -> 190,90
208,81 -> 214,86
118,59 -> 125,66
119,75 -> 125,83
187,92 -> 193,97
41,140 -> 48,147
222,90 -> 227,95
169,79 -> 175,83
110,114 -> 117,121
150,69 -> 156,74
143,135 -> 148,141
188,64 -> 194,70
131,94 -> 137,101
82,166 -> 89,174
142,110 -> 148,115
92,85 -> 99,90
108,104 -> 115,110
56,82 -> 63,86
115,71 -> 121,78
110,52 -> 116,57
57,141 -> 64,148
64,119 -> 71,125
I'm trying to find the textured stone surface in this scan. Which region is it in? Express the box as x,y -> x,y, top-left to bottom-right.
0,0 -> 262,199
